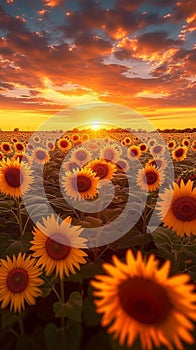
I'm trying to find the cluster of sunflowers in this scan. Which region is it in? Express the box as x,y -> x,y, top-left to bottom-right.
0,129 -> 195,350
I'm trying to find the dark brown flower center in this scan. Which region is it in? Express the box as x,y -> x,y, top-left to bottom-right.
130,148 -> 138,157
145,170 -> 158,185
92,163 -> 109,179
3,144 -> 10,151
172,196 -> 196,221
104,149 -> 115,161
184,141 -> 189,146
73,175 -> 92,192
73,135 -> 79,141
36,150 -> 47,160
125,138 -> 130,143
168,142 -> 174,148
60,140 -> 69,148
46,234 -> 71,260
5,167 -> 23,188
175,148 -> 184,158
16,143 -> 24,151
140,144 -> 147,151
75,150 -> 87,161
118,277 -> 172,324
7,268 -> 28,293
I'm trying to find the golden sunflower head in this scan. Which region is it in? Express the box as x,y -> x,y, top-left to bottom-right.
62,167 -> 99,201
136,164 -> 163,192
158,179 -> 196,236
33,148 -> 50,164
31,214 -> 87,279
72,133 -> 80,143
0,158 -> 33,197
182,138 -> 190,147
147,157 -> 167,171
99,145 -> 121,163
0,253 -> 43,313
70,147 -> 92,166
172,147 -> 187,162
167,140 -> 176,150
87,159 -> 116,182
123,136 -> 132,146
127,145 -> 141,160
150,144 -> 165,157
139,143 -> 148,153
91,250 -> 196,350
14,142 -> 24,153
1,142 -> 12,154
57,138 -> 72,151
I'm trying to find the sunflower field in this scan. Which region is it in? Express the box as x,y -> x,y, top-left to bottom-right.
0,128 -> 196,350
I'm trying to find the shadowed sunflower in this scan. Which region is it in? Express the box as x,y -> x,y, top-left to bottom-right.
62,168 -> 99,201
137,165 -> 163,192
0,158 -> 33,197
150,144 -> 165,157
172,147 -> 187,162
87,159 -> 116,183
0,253 -> 43,313
33,148 -> 50,164
116,158 -> 129,173
91,250 -> 196,350
1,142 -> 12,154
70,147 -> 92,166
63,160 -> 81,172
31,215 -> 87,279
127,145 -> 141,160
46,141 -> 55,151
158,180 -> 196,236
99,145 -> 121,163
147,158 -> 167,172
57,138 -> 72,151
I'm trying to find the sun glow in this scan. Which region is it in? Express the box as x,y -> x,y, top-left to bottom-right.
91,121 -> 101,130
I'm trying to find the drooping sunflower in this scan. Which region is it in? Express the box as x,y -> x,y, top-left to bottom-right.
167,140 -> 176,150
158,179 -> 196,236
147,158 -> 167,172
0,158 -> 33,197
70,147 -> 92,166
57,138 -> 72,152
91,250 -> 196,350
0,253 -> 43,313
99,145 -> 121,163
136,165 -> 163,192
150,144 -> 165,157
1,142 -> 12,154
87,159 -> 116,182
33,148 -> 50,165
127,145 -> 141,160
31,215 -> 87,279
172,146 -> 187,162
14,142 -> 25,153
62,167 -> 99,201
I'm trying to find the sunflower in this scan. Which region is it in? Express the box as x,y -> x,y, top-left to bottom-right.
31,215 -> 87,279
148,139 -> 156,147
14,142 -> 25,153
87,159 -> 116,182
127,145 -> 141,160
27,143 -> 34,151
12,153 -> 32,166
57,138 -> 72,152
91,250 -> 196,350
72,133 -> 80,143
123,136 -> 132,146
70,147 -> 92,166
64,160 -> 81,172
11,137 -> 18,143
182,138 -> 190,148
33,148 -> 50,164
0,253 -> 43,313
99,145 -> 121,163
147,158 -> 167,171
137,165 -> 163,192
46,141 -> 55,151
1,142 -> 12,154
33,135 -> 40,144
158,180 -> 196,236
139,143 -> 148,153
116,158 -> 129,173
62,168 -> 99,201
81,133 -> 89,142
191,140 -> 196,151
172,147 -> 187,162
150,144 -> 165,157
167,140 -> 176,150
0,158 -> 33,197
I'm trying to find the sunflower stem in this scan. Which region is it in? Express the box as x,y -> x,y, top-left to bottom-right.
18,313 -> 24,336
15,198 -> 23,237
42,276 -> 62,303
59,278 -> 66,347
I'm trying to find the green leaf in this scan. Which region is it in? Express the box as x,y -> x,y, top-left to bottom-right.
64,320 -> 82,350
82,298 -> 101,327
44,323 -> 60,350
1,311 -> 18,330
152,227 -> 172,246
79,261 -> 103,279
4,240 -> 23,257
53,291 -> 83,322
0,233 -> 12,256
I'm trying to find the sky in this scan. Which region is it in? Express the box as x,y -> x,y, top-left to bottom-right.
0,0 -> 195,131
